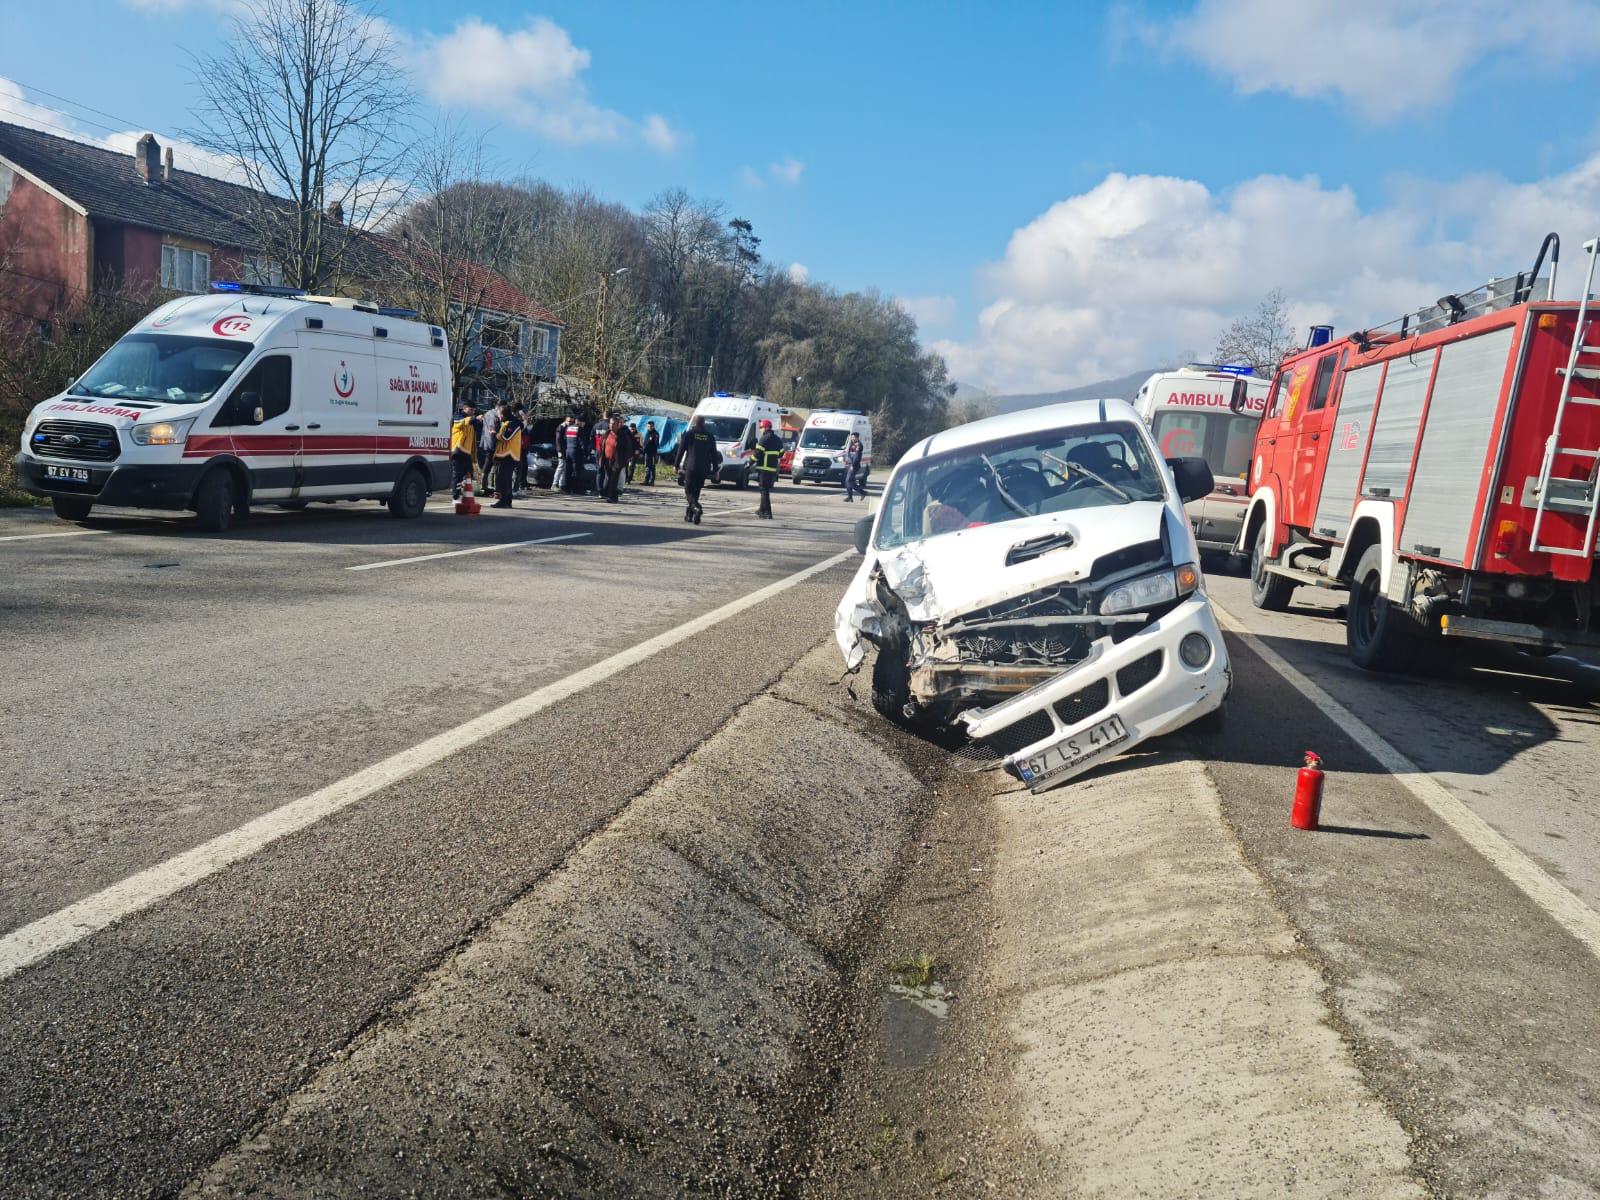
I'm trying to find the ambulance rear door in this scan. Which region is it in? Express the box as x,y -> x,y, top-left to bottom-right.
376,342 -> 449,486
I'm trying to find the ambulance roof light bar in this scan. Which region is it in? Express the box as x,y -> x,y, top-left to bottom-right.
211,281 -> 307,298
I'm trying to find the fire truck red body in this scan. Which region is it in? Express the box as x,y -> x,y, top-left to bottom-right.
1236,234 -> 1600,670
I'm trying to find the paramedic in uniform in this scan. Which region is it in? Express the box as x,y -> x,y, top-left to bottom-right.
450,400 -> 478,500
753,418 -> 784,520
491,403 -> 523,507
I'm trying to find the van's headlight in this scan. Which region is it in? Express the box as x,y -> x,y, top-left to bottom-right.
131,418 -> 194,446
1100,564 -> 1200,615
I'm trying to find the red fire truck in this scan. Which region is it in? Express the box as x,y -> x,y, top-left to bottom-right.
1234,233 -> 1600,671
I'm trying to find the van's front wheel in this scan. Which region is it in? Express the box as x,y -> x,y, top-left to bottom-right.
388,467 -> 428,519
51,496 -> 93,522
193,469 -> 236,533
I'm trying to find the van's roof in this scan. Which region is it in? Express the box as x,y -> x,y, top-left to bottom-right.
130,292 -> 443,351
908,398 -> 1137,461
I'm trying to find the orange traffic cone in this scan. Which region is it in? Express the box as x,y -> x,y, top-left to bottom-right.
455,476 -> 481,515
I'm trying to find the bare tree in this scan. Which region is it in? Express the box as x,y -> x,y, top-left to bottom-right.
190,0 -> 413,289
381,128 -> 524,386
1213,288 -> 1297,376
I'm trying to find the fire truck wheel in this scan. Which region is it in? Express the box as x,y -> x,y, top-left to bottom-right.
1249,524 -> 1294,612
1346,545 -> 1418,673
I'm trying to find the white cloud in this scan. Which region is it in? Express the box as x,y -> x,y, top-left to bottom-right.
1148,0 -> 1600,121
769,157 -> 805,185
897,294 -> 957,328
934,161 -> 1600,396
788,262 -> 810,284
424,17 -> 682,151
739,165 -> 765,190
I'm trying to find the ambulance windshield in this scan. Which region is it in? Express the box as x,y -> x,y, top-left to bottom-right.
701,416 -> 748,443
799,428 -> 850,450
72,334 -> 251,405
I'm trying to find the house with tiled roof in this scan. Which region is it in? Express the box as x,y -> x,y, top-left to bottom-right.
0,119 -> 562,402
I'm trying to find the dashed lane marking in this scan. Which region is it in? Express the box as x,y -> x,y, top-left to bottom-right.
346,532 -> 592,571
0,548 -> 855,980
1211,598 -> 1600,961
0,528 -> 110,543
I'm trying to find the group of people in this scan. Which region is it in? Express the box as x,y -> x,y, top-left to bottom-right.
449,400 -> 867,520
449,398 -> 527,508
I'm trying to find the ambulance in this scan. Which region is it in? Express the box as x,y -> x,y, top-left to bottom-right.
689,392 -> 788,488
792,409 -> 873,487
1132,365 -> 1268,556
16,283 -> 452,532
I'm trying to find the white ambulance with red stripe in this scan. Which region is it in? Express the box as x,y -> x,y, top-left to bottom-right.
1132,365 -> 1268,556
17,283 -> 451,532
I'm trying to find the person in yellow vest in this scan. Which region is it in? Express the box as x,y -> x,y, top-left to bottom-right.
491,402 -> 523,508
753,418 -> 784,519
450,400 -> 479,500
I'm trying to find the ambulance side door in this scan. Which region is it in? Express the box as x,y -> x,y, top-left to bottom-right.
211,353 -> 299,499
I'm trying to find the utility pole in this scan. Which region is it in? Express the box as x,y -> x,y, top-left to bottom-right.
590,267 -> 628,409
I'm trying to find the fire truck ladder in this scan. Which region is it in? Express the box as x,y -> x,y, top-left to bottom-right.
1529,235 -> 1600,559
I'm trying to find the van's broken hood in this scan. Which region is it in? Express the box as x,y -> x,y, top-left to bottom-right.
835,501 -> 1171,667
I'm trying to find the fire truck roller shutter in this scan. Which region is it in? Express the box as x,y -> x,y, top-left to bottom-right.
1360,352 -> 1436,504
1400,326 -> 1516,566
1312,364 -> 1382,541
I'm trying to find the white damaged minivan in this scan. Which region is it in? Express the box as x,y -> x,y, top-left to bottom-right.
835,398 -> 1231,792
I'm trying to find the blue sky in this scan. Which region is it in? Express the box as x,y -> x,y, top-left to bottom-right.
3,0 -> 1600,394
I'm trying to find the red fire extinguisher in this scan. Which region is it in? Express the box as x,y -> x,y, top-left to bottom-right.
1291,751 -> 1324,831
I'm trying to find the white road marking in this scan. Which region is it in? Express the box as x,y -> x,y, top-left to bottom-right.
346,532 -> 591,571
0,548 -> 856,980
1211,598 -> 1600,960
0,528 -> 110,543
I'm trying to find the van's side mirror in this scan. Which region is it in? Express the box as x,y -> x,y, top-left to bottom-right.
853,514 -> 873,555
1167,456 -> 1214,503
1228,377 -> 1249,414
63,376 -> 77,392
237,391 -> 261,424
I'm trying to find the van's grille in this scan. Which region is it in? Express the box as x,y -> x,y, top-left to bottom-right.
1116,650 -> 1163,697
1053,679 -> 1110,727
802,455 -> 832,470
31,420 -> 121,462
981,710 -> 1054,758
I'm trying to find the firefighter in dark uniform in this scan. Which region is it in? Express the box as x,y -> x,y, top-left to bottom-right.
676,414 -> 719,524
752,418 -> 784,519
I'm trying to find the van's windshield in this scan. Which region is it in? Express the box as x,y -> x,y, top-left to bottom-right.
71,334 -> 251,405
800,428 -> 850,450
875,420 -> 1165,550
701,416 -> 748,442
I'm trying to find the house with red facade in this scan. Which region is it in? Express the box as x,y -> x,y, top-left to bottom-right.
0,120 -> 562,400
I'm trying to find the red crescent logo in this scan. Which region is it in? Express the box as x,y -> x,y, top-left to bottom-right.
212,315 -> 253,337
334,361 -> 355,398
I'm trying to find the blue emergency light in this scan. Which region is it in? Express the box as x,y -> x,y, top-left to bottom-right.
211,281 -> 308,298
378,306 -> 420,318
1186,361 -> 1257,376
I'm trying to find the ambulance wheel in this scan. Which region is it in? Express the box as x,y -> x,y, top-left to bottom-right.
736,468 -> 750,490
193,469 -> 235,533
1346,545 -> 1417,673
51,497 -> 92,522
388,467 -> 427,519
1249,524 -> 1294,612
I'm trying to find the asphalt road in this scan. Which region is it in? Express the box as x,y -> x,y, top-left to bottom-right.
0,477 -> 868,1198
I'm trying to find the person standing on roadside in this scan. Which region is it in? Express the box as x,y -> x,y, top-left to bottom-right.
601,412 -> 636,503
752,418 -> 784,520
591,411 -> 612,499
843,431 -> 866,502
478,400 -> 501,492
491,403 -> 523,507
560,414 -> 585,494
676,414 -> 718,524
450,400 -> 479,500
642,420 -> 660,485
512,405 -> 530,494
625,423 -> 642,483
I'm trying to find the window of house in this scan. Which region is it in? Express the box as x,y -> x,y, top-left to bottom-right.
243,255 -> 284,287
525,325 -> 547,356
479,314 -> 520,353
161,244 -> 211,293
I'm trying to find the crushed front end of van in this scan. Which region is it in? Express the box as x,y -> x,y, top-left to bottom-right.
835,399 -> 1230,791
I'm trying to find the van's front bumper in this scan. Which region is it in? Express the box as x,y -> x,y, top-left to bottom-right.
16,453 -> 201,510
958,596 -> 1230,792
